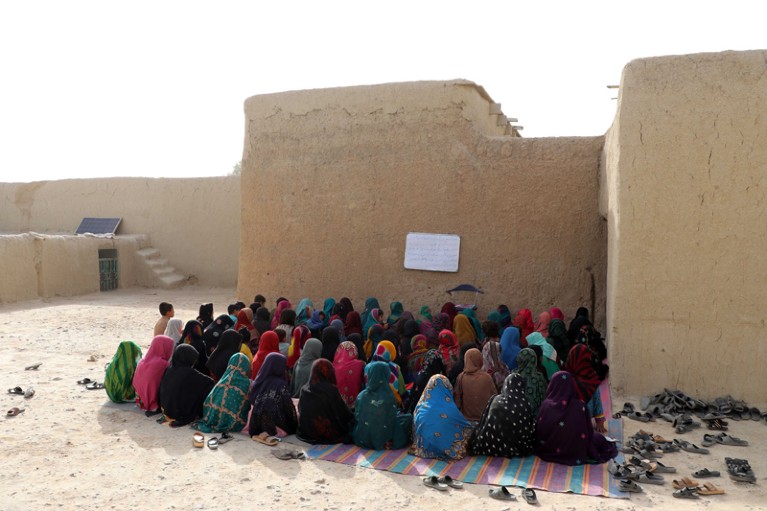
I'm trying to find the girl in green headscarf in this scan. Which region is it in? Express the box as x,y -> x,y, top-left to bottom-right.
196,353 -> 252,433
104,340 -> 143,403
511,348 -> 548,415
387,301 -> 404,326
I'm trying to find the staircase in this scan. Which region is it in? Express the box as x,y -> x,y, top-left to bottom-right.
135,244 -> 188,289
489,102 -> 523,137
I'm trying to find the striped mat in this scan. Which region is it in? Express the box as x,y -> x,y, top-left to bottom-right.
306,419 -> 624,498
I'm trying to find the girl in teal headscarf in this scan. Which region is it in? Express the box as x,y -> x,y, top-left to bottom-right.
360,297 -> 380,330
387,301 -> 404,326
362,308 -> 384,344
104,340 -> 143,403
322,298 -> 336,328
525,332 -> 561,379
295,298 -> 314,326
196,353 -> 252,433
353,362 -> 411,450
419,305 -> 433,324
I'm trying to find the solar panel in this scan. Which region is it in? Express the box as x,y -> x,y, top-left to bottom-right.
75,217 -> 122,235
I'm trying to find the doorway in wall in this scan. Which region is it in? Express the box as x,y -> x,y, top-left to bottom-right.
98,249 -> 118,291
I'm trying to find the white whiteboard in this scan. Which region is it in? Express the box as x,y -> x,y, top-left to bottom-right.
404,233 -> 461,272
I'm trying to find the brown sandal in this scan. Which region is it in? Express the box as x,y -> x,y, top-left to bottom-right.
698,482 -> 725,495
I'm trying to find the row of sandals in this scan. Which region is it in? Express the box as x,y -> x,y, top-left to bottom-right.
611,420 -> 755,497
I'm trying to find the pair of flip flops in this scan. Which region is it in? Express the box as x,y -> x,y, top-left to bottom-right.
487,486 -> 537,504
77,378 -> 104,390
725,457 -> 756,483
423,475 -> 463,491
251,432 -> 280,446
205,432 -> 234,450
8,386 -> 35,398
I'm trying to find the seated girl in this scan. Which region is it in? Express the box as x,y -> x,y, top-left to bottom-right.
158,344 -> 215,427
371,340 -> 406,400
291,338 -> 323,397
251,331 -> 280,378
454,348 -> 497,422
524,331 -> 561,379
332,341 -> 366,408
411,374 -> 472,460
179,320 -> 208,374
353,361 -> 411,450
297,359 -> 354,444
407,350 -> 445,414
197,353 -> 252,433
248,352 -> 297,438
535,371 -> 617,466
468,373 -> 535,457
104,340 -> 143,403
512,348 -> 548,416
564,344 -> 607,433
206,329 -> 243,382
133,335 -> 174,414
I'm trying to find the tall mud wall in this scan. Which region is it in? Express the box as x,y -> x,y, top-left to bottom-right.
604,50 -> 767,403
0,177 -> 240,287
239,81 -> 607,325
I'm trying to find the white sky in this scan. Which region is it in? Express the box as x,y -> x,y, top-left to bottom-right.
1,1 -> 765,183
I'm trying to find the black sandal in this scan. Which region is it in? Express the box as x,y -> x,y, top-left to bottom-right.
522,488 -> 538,505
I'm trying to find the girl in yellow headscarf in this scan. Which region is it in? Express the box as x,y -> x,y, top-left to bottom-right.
370,339 -> 406,405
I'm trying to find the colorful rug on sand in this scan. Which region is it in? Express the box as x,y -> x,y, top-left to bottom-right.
306,419 -> 624,498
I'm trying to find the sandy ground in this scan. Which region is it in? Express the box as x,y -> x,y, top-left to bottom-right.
1,286 -> 765,511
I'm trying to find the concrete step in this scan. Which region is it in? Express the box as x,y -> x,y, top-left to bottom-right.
145,258 -> 169,268
160,273 -> 186,289
134,235 -> 152,249
153,266 -> 176,276
136,248 -> 161,259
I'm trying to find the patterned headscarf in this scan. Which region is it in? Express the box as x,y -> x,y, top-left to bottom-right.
513,348 -> 548,415
564,344 -> 600,403
197,353 -> 252,433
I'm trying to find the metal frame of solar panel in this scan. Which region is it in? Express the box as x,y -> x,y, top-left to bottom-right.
75,217 -> 122,235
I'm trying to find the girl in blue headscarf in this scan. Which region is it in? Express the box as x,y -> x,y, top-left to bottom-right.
499,326 -> 522,370
411,374 -> 472,460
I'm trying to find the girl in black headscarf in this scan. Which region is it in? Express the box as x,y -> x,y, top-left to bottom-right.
159,344 -> 215,427
567,307 -> 593,342
253,307 -> 272,336
197,303 -> 214,330
248,353 -> 297,438
407,349 -> 446,414
320,326 -> 341,362
178,320 -> 208,374
547,319 -> 571,366
203,314 -> 234,354
206,330 -> 243,381
297,359 -> 354,444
